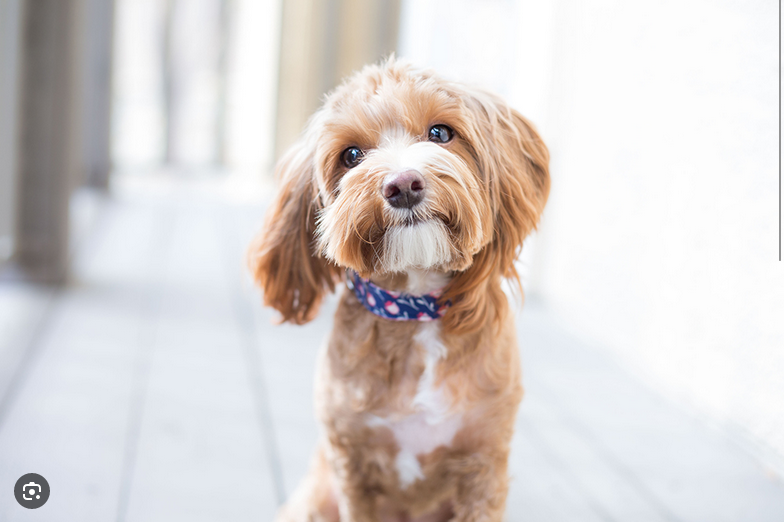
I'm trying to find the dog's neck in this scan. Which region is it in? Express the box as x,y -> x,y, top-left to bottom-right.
370,269 -> 451,295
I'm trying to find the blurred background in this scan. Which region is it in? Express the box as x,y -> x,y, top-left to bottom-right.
0,0 -> 782,520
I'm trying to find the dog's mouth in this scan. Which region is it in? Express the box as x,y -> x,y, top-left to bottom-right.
400,214 -> 424,227
384,200 -> 444,229
379,219 -> 454,273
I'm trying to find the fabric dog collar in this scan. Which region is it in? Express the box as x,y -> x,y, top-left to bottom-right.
347,270 -> 450,321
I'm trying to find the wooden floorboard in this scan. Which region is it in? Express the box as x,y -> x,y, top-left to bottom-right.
120,199 -> 278,522
0,198 -> 170,521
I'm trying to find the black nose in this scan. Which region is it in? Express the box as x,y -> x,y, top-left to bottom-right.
382,170 -> 425,209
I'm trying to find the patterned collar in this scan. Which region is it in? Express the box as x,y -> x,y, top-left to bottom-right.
347,270 -> 450,321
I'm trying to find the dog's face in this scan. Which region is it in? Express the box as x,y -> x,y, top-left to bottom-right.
249,59 -> 549,331
313,73 -> 490,276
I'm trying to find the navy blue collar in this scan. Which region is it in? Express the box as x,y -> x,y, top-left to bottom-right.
347,271 -> 450,321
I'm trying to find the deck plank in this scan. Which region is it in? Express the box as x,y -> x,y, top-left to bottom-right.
222,202 -> 326,500
120,196 -> 278,522
0,199 -> 172,521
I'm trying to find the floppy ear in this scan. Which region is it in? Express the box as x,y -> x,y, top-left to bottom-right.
471,91 -> 550,277
247,140 -> 340,324
442,90 -> 550,334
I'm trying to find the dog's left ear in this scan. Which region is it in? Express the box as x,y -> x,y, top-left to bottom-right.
443,90 -> 550,333
467,90 -> 550,275
247,140 -> 340,324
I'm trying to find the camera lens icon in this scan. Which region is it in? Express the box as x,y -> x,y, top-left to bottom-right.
14,473 -> 49,509
22,482 -> 42,500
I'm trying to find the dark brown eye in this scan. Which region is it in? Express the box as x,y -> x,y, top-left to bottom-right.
341,147 -> 364,168
428,124 -> 453,144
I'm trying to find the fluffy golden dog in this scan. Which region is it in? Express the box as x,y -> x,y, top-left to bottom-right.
249,58 -> 549,522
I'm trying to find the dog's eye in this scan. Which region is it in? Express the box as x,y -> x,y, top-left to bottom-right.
428,124 -> 453,144
341,147 -> 364,168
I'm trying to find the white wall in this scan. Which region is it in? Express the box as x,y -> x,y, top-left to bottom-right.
400,0 -> 783,466
537,0 -> 783,467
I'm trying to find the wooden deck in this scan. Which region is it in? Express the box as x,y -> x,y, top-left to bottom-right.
1,175 -> 783,521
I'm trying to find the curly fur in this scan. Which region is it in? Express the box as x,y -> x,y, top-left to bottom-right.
248,57 -> 549,522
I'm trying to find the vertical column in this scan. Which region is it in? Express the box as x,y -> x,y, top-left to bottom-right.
161,0 -> 176,165
0,0 -> 23,261
273,0 -> 401,161
14,0 -> 79,282
215,0 -> 233,166
273,0 -> 324,161
81,0 -> 116,189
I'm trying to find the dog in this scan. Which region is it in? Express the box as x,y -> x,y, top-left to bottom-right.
248,57 -> 549,522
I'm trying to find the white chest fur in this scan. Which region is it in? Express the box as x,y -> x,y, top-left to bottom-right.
366,322 -> 462,489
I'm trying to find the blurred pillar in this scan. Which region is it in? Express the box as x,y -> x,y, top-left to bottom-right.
80,0 -> 115,189
274,0 -> 401,160
14,0 -> 80,283
215,0 -> 233,166
0,0 -> 23,262
162,0 -> 176,165
160,0 -> 225,167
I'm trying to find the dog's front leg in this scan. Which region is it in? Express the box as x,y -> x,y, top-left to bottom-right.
331,448 -> 381,522
450,451 -> 510,522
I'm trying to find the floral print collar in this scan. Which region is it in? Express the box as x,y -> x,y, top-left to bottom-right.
346,271 -> 450,322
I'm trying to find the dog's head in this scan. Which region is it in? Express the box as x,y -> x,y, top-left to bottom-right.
249,58 -> 549,332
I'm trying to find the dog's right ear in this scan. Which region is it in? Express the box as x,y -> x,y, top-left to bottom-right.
247,140 -> 340,324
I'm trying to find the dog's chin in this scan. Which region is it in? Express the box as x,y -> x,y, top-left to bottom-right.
378,219 -> 454,274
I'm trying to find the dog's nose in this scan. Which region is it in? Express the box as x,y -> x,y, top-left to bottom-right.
382,170 -> 425,209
